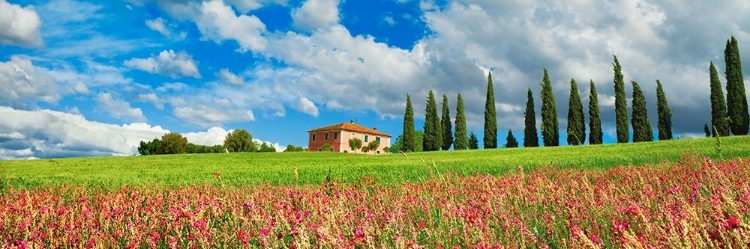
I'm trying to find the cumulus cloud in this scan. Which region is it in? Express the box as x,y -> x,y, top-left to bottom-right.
0,56 -> 58,107
95,92 -> 146,122
168,96 -> 255,128
145,17 -> 170,37
124,50 -> 201,79
292,0 -> 340,31
0,106 -> 167,159
0,0 -> 43,47
297,96 -> 319,117
216,68 -> 244,85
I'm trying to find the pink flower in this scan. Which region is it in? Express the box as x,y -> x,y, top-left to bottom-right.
260,228 -> 270,236
725,216 -> 740,230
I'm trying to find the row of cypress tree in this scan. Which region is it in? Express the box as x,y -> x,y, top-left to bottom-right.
402,37 -> 746,150
708,36 -> 749,137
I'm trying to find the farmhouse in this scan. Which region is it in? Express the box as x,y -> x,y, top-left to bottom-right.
307,121 -> 391,154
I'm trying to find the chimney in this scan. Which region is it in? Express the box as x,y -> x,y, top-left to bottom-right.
373,127 -> 377,130
350,120 -> 354,124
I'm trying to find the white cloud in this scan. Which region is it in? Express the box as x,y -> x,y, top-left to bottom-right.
124,50 -> 201,79
0,56 -> 59,107
169,97 -> 255,128
137,93 -> 164,110
184,126 -> 229,146
0,0 -> 43,47
95,92 -> 146,122
292,0 -> 340,31
0,106 -> 167,159
145,17 -> 170,37
74,81 -> 90,94
225,0 -> 288,13
216,68 -> 244,85
297,96 -> 319,117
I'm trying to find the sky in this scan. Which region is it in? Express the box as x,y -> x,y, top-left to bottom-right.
1,0 -> 749,160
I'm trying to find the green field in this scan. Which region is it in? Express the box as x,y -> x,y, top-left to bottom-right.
1,136 -> 748,190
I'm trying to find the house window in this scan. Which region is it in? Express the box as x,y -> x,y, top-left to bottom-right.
333,131 -> 338,140
376,137 -> 380,143
312,134 -> 316,141
324,133 -> 329,140
318,148 -> 322,152
376,151 -> 381,155
364,135 -> 369,142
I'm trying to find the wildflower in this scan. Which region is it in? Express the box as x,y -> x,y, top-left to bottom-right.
725,216 -> 740,230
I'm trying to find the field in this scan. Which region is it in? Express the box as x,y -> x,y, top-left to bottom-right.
1,136 -> 750,189
1,136 -> 749,248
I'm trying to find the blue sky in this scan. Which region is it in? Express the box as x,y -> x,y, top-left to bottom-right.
1,0 -> 749,159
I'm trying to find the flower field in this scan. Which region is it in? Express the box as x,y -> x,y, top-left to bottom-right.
1,153 -> 749,248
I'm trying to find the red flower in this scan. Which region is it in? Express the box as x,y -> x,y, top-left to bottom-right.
725,216 -> 740,230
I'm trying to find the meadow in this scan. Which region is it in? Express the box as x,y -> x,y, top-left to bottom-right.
1,136 -> 750,190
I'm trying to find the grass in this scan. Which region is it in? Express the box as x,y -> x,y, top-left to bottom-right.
1,136 -> 748,190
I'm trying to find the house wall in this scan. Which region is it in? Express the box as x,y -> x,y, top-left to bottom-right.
339,131 -> 391,155
308,131 -> 344,152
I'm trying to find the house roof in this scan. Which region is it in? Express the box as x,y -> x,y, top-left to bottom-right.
308,122 -> 391,137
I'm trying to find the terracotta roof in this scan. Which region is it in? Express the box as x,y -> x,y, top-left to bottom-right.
308,122 -> 391,137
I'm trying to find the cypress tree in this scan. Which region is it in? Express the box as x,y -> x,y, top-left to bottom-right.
468,132 -> 479,150
725,36 -> 749,135
566,79 -> 585,145
454,94 -> 469,150
440,94 -> 453,150
402,94 -> 415,152
540,68 -> 559,146
613,56 -> 629,143
505,129 -> 518,148
484,72 -> 497,149
588,80 -> 603,145
655,80 -> 673,140
423,90 -> 442,151
523,88 -> 539,147
710,61 -> 730,137
631,81 -> 653,142
704,123 -> 711,137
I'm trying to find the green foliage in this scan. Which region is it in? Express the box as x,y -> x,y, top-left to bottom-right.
613,55 -> 629,143
402,94 -> 416,152
367,140 -> 380,152
440,94 -> 453,151
284,144 -> 305,152
138,138 -> 160,155
724,36 -> 749,135
566,79 -> 585,145
321,143 -> 332,152
348,138 -> 363,153
523,88 -> 538,147
468,132 -> 479,150
157,132 -> 188,154
710,61 -> 730,137
631,81 -> 653,142
224,129 -> 255,152
390,130 -> 424,153
5,136 -> 750,189
186,144 -> 226,154
423,90 -> 442,151
540,68 -> 559,147
504,129 -> 518,148
588,80 -> 603,145
454,94 -> 469,150
484,72 -> 497,149
655,80 -> 673,140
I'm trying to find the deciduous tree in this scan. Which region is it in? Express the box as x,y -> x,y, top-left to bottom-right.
157,132 -> 188,154
224,129 -> 255,152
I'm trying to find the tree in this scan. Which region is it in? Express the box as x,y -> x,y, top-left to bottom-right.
390,130 -> 424,153
224,129 -> 255,152
588,80 -> 603,145
631,81 -> 653,142
258,142 -> 276,152
725,36 -> 749,135
138,138 -> 161,155
402,94 -> 416,152
454,94 -> 469,150
284,144 -> 304,152
566,79 -> 585,145
367,140 -> 380,152
348,138 -> 363,153
484,72 -> 497,149
320,143 -> 332,152
423,90 -> 442,151
704,123 -> 711,137
523,89 -> 539,147
540,68 -> 559,147
655,80 -> 673,140
468,132 -> 479,150
710,62 -> 730,137
441,94 -> 453,150
504,129 -> 519,148
613,55 -> 629,143
157,132 -> 188,154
